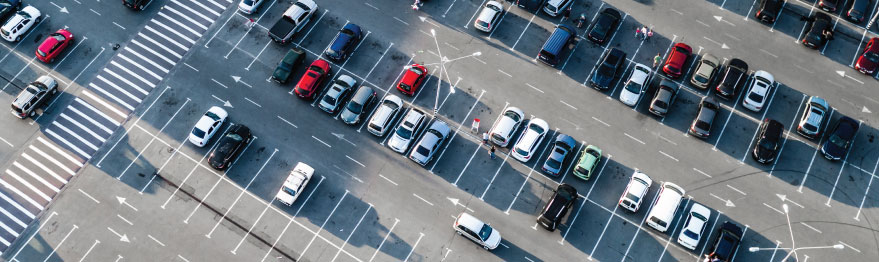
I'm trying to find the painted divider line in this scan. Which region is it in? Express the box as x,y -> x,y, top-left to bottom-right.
244,97 -> 262,107
592,116 -> 610,127
624,133 -> 645,145
211,78 -> 229,88
345,155 -> 365,167
658,151 -> 678,162
526,83 -> 544,93
559,100 -> 578,110
148,234 -> 166,246
800,222 -> 821,233
497,69 -> 512,77
726,184 -> 746,195
839,241 -> 861,252
117,214 -> 133,226
78,189 -> 99,203
379,174 -> 398,186
0,137 -> 12,148
277,115 -> 298,128
297,191 -> 349,261
312,136 -> 331,148
403,233 -> 425,262
369,218 -> 399,262
763,203 -> 783,214
413,193 -> 434,206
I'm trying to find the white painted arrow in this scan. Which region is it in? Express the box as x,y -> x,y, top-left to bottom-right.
115,196 -> 138,211
714,16 -> 723,22
232,76 -> 253,88
710,193 -> 736,207
837,70 -> 846,77
107,227 -> 130,243
331,132 -> 356,146
211,95 -> 234,108
448,197 -> 459,206
722,43 -> 730,49
60,7 -> 69,13
863,106 -> 871,113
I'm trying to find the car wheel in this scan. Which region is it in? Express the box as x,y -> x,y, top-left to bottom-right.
51,88 -> 57,94
482,245 -> 489,250
35,17 -> 41,23
14,36 -> 20,42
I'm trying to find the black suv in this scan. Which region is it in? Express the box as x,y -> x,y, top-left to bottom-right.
821,116 -> 859,161
589,48 -> 627,90
537,184 -> 578,231
801,12 -> 834,49
714,58 -> 748,100
706,222 -> 743,262
122,0 -> 152,10
755,0 -> 784,24
752,118 -> 783,164
586,8 -> 622,45
208,124 -> 253,170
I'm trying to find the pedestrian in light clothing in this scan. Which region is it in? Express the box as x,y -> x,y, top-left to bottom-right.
482,132 -> 489,145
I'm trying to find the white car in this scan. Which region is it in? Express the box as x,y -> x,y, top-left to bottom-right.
387,108 -> 427,153
453,213 -> 502,250
474,1 -> 503,33
238,0 -> 265,14
275,162 -> 314,206
619,63 -> 651,106
1,5 -> 41,42
511,118 -> 549,162
489,106 -> 525,147
367,95 -> 404,137
188,106 -> 228,147
677,203 -> 711,250
619,171 -> 653,213
742,70 -> 774,112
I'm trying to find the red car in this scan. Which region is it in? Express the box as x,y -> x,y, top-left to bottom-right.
662,43 -> 692,79
36,29 -> 74,63
294,59 -> 331,99
396,64 -> 428,96
855,37 -> 878,75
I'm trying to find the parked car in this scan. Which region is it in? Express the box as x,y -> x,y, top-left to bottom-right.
619,171 -> 653,213
619,63 -> 651,106
752,118 -> 783,164
268,0 -> 317,44
801,12 -> 833,49
706,222 -> 743,262
208,124 -> 253,170
846,0 -> 872,23
821,116 -> 859,161
340,86 -> 376,125
0,5 -> 39,42
325,23 -> 362,61
512,118 -> 549,162
542,134 -> 576,176
454,213 -> 502,250
542,0 -> 573,17
275,162 -> 314,206
388,108 -> 427,154
238,0 -> 266,14
318,75 -> 356,114
516,0 -> 545,12
589,48 -> 627,90
10,75 -> 57,119
409,120 -> 451,166
586,8 -> 622,45
188,106 -> 229,147
690,53 -> 720,89
294,59 -> 331,99
122,0 -> 152,10
474,1 -> 504,33
755,0 -> 784,23
367,95 -> 404,137
489,107 -> 525,147
397,64 -> 428,96
714,58 -> 748,100
36,29 -> 74,63
272,47 -> 306,84
742,70 -> 774,112
690,96 -> 720,138
537,24 -> 576,66
649,79 -> 679,117
537,184 -> 578,231
662,43 -> 692,79
677,203 -> 711,250
854,37 -> 878,75
818,0 -> 839,12
572,145 -> 601,180
646,182 -> 685,232
0,0 -> 21,22
796,96 -> 830,139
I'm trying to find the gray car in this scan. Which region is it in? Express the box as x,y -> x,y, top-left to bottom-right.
796,96 -> 829,139
689,96 -> 720,138
408,120 -> 451,166
340,86 -> 376,125
318,75 -> 356,114
690,54 -> 720,89
541,134 -> 577,176
649,79 -> 679,117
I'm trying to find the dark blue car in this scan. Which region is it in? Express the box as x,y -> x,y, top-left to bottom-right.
821,116 -> 859,161
589,48 -> 626,90
325,23 -> 362,61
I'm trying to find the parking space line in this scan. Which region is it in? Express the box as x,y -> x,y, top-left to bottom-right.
224,7 -> 274,59
587,199 -> 621,259
148,234 -> 165,247
478,116 -> 532,200
624,133 -> 646,145
150,123 -> 231,197
511,14 -> 536,50
608,41 -> 645,96
403,232 -> 425,262
768,94 -> 807,177
839,241 -> 861,253
768,1 -> 787,32
826,120 -> 864,206
297,190 -> 349,260
487,4 -> 513,39
331,204 -> 373,262
205,5 -> 238,47
43,225 -> 77,262
713,89 -> 746,150
619,188 -> 663,260
730,225 -> 749,261
695,211 -> 723,261
296,9 -> 329,46
0,56 -> 37,92
464,0 -> 487,28
231,197 -> 279,254
656,198 -> 691,262
582,14 -> 631,87
429,90 -> 485,172
795,1 -> 819,43
560,156 -> 611,245
206,148 -> 279,238
854,155 -> 879,220
259,175 -> 325,261
116,98 -> 189,180
0,15 -> 48,64
505,129 -> 559,213
820,17 -> 841,54
740,82 -> 780,162
357,56 -> 415,132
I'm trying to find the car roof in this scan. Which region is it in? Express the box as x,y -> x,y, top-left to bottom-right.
728,58 -> 748,70
402,108 -> 425,125
351,86 -> 374,101
542,24 -> 575,54
628,172 -> 651,194
834,116 -> 859,137
429,120 -> 451,136
477,1 -> 502,21
457,213 -> 484,230
600,8 -> 622,18
554,134 -> 576,148
763,118 -> 784,138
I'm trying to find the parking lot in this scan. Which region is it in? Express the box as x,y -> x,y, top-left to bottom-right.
2,0 -> 879,261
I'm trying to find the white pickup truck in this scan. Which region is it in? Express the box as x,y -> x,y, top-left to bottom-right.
275,162 -> 314,206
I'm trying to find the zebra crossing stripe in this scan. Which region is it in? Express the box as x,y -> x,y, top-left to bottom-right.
169,0 -> 213,23
119,53 -> 167,77
0,191 -> 35,219
0,178 -> 44,210
151,20 -> 197,44
51,122 -> 100,151
107,61 -> 156,90
130,39 -> 179,64
158,12 -> 202,37
45,129 -> 93,159
87,83 -> 136,110
67,106 -> 113,134
183,0 -> 222,17
28,146 -> 76,177
59,113 -> 107,143
81,90 -> 129,119
133,34 -> 183,59
21,153 -> 67,184
205,0 -> 225,9
144,25 -> 189,50
0,205 -> 27,228
4,170 -> 52,202
36,137 -> 83,167
0,220 -> 19,238
95,75 -> 143,103
74,98 -> 122,126
0,233 -> 11,246
12,162 -> 60,193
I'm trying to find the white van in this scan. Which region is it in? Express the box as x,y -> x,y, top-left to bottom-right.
646,182 -> 685,232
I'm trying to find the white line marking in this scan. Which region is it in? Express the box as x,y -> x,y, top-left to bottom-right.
800,222 -> 821,233
244,97 -> 262,107
211,78 -> 229,88
78,239 -> 99,262
78,189 -> 99,203
403,233 -> 425,262
592,116 -> 610,127
148,234 -> 165,246
393,17 -> 409,25
117,214 -> 133,226
726,184 -> 746,195
0,137 -> 12,148
624,133 -> 646,144
345,155 -> 365,167
559,100 -> 578,110
206,149 -> 279,237
497,69 -> 512,77
763,203 -> 784,214
297,191 -> 349,260
44,225 -> 78,262
277,115 -> 298,128
413,194 -> 434,206
526,83 -> 544,93
379,174 -> 398,186
369,218 -> 399,262
839,241 -> 861,252
658,151 -> 678,161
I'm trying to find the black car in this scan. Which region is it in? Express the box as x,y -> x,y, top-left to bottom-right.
586,8 -> 621,45
516,0 -> 546,12
325,23 -> 362,61
845,0 -> 871,23
272,47 -> 306,84
819,0 -> 839,12
821,116 -> 859,161
801,12 -> 834,49
122,0 -> 152,10
714,58 -> 748,100
0,0 -> 20,21
589,48 -> 626,90
755,0 -> 784,24
752,118 -> 783,164
208,124 -> 253,170
707,222 -> 743,262
537,184 -> 578,231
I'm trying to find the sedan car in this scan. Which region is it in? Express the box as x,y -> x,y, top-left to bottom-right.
294,59 -> 331,99
714,58 -> 748,100
340,86 -> 376,125
188,106 -> 228,147
707,222 -> 743,262
0,5 -> 40,42
572,145 -> 602,180
801,12 -> 833,49
238,0 -> 265,14
846,0 -> 871,23
690,97 -> 720,138
275,162 -> 314,206
474,1 -> 503,33
677,203 -> 711,250
318,75 -> 356,114
512,118 -> 549,162
541,134 -> 576,176
689,53 -> 720,89
208,124 -> 252,170
752,118 -> 783,164
662,43 -> 692,78
854,37 -> 878,75
821,116 -> 859,161
537,184 -> 578,231
0,0 -> 20,22
489,106 -> 525,147
325,23 -> 362,61
796,96 -> 829,139
586,8 -> 622,45
742,70 -> 774,112
619,63 -> 651,106
397,64 -> 428,96
818,0 -> 839,12
123,0 -> 152,10
589,48 -> 627,90
619,171 -> 653,213
409,120 -> 450,166
454,213 -> 501,250
388,108 -> 427,154
649,79 -> 679,117
36,29 -> 74,63
755,0 -> 784,23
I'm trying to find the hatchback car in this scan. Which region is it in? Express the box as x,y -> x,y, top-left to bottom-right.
188,106 -> 228,147
340,86 -> 376,125
590,48 -> 627,90
36,29 -> 74,63
690,53 -> 720,89
854,37 -> 878,75
572,145 -> 602,180
318,75 -> 356,114
454,213 -> 502,250
690,96 -> 720,138
802,12 -> 833,49
325,23 -> 362,61
752,118 -> 783,164
409,120 -> 450,166
542,0 -> 573,17
586,8 -> 621,45
677,203 -> 711,250
512,118 -> 549,162
821,116 -> 859,161
474,1 -> 503,33
367,95 -> 403,137
208,124 -> 252,170
388,108 -> 427,154
397,64 -> 428,96
489,107 -> 525,147
537,184 -> 578,231
238,0 -> 265,14
649,79 -> 679,117
123,0 -> 152,10
846,0 -> 871,23
619,171 -> 653,213
797,96 -> 829,139
742,70 -> 774,112
541,134 -> 576,176
755,0 -> 784,23
294,59 -> 331,99
714,58 -> 748,100
10,75 -> 57,119
619,63 -> 651,106
0,0 -> 20,22
0,5 -> 39,42
818,0 -> 839,12
662,43 -> 692,78
707,222 -> 743,262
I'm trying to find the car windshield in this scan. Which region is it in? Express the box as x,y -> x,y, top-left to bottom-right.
243,0 -> 255,4
409,67 -> 424,75
191,128 -> 206,138
654,100 -> 668,109
478,224 -> 493,241
294,2 -> 310,11
575,166 -> 589,176
488,4 -> 501,12
416,146 -> 430,156
866,51 -> 879,63
803,123 -> 818,132
346,101 -> 363,114
340,28 -> 354,36
593,18 -> 610,35
283,186 -> 296,196
504,110 -> 521,122
748,92 -> 764,103
396,126 -> 413,139
17,10 -> 30,19
309,66 -> 325,75
515,147 -> 528,156
684,229 -> 699,240
694,74 -> 709,84
476,20 -> 490,28
675,46 -> 688,53
51,33 -> 66,42
695,121 -> 710,130
625,81 -> 641,93
227,133 -> 243,142
588,150 -> 600,158
529,124 -> 544,134
546,4 -> 558,13
598,65 -> 614,76
829,134 -> 847,148
399,83 -> 411,91
492,133 -> 505,143
323,95 -> 337,106
539,50 -> 556,61
667,66 -> 680,74
546,157 -> 562,169
205,111 -> 221,121
625,192 -> 640,203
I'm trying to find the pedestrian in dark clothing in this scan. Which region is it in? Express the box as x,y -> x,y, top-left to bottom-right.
562,7 -> 571,21
489,146 -> 496,159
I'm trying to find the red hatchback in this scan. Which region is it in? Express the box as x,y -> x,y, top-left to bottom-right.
294,59 -> 331,99
662,43 -> 692,79
36,29 -> 74,63
855,37 -> 878,75
397,64 -> 428,96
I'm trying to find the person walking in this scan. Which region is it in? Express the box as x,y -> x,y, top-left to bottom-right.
482,132 -> 489,146
653,53 -> 662,68
489,146 -> 496,159
562,6 -> 571,22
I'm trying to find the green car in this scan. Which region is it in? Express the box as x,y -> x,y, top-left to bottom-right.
572,145 -> 602,180
271,47 -> 305,84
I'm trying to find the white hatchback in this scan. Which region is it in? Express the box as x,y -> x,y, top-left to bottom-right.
1,6 -> 41,42
677,203 -> 711,250
453,213 -> 502,250
474,1 -> 504,32
742,70 -> 774,112
188,106 -> 228,147
511,118 -> 549,162
489,106 -> 525,147
619,63 -> 651,106
619,171 -> 653,212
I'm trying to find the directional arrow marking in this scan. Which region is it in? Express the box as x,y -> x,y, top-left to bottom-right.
116,196 -> 138,211
107,227 -> 130,243
232,76 -> 253,88
710,193 -> 735,207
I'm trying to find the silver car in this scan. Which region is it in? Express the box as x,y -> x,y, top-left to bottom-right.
796,96 -> 829,139
388,108 -> 427,154
318,75 -> 356,114
649,79 -> 679,117
367,95 -> 404,137
689,53 -> 720,89
409,120 -> 451,166
474,1 -> 503,32
689,96 -> 720,138
10,75 -> 57,119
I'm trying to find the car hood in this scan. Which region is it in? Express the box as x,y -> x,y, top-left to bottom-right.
591,68 -> 613,87
330,33 -> 353,53
340,109 -> 358,123
401,70 -> 421,86
755,146 -> 776,161
388,134 -> 410,152
822,140 -> 845,158
619,89 -> 640,106
485,229 -> 501,249
856,55 -> 877,71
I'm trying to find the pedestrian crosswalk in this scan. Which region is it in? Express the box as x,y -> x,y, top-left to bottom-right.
0,0 -> 232,254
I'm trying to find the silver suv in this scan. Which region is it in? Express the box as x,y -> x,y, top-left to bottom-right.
11,75 -> 57,119
797,96 -> 829,139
